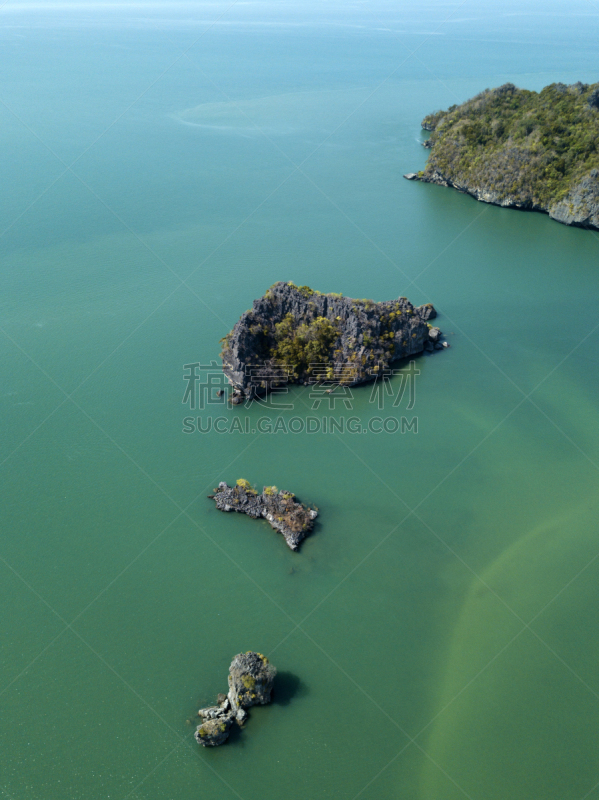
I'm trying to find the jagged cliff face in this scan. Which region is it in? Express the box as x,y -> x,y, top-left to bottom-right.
409,82 -> 599,230
220,282 -> 438,398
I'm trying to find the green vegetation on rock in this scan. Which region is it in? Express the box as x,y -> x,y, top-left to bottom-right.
271,313 -> 340,378
416,82 -> 599,228
220,281 -> 437,399
235,478 -> 257,495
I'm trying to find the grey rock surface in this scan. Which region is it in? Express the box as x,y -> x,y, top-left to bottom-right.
228,652 -> 277,712
209,481 -> 318,551
220,282 -> 441,402
194,715 -> 234,747
195,652 -> 277,747
549,169 -> 599,228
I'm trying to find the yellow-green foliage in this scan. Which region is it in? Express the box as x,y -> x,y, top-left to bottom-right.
271,314 -> 340,376
339,365 -> 357,385
219,332 -> 232,359
423,81 -> 599,205
236,479 -> 258,495
264,485 -> 278,496
242,675 -> 256,690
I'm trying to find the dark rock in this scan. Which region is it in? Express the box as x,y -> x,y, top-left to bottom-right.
424,341 -> 434,352
217,693 -> 228,706
210,480 -> 317,551
569,81 -> 588,95
492,82 -> 517,96
434,342 -> 444,350
228,652 -> 277,712
588,87 -> 599,110
403,172 -> 419,179
219,282 -> 441,402
195,715 -> 234,747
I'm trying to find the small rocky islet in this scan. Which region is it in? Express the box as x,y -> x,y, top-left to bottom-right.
209,480 -> 318,551
201,286 -> 447,748
405,81 -> 599,230
220,281 -> 445,406
195,652 -> 277,747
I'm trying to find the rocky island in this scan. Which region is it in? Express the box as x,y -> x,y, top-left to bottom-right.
209,480 -> 318,551
220,281 -> 443,404
405,81 -> 599,229
195,652 -> 277,747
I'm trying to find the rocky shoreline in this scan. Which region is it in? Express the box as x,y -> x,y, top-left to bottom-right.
209,480 -> 318,551
220,281 -> 445,405
405,167 -> 599,228
195,652 -> 277,746
406,82 -> 599,230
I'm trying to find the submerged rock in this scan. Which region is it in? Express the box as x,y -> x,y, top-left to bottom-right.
209,479 -> 318,551
195,652 -> 277,747
219,282 -> 441,403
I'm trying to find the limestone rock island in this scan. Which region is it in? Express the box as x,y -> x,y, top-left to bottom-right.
209,480 -> 318,551
220,281 -> 443,404
195,652 -> 277,747
406,82 -> 599,229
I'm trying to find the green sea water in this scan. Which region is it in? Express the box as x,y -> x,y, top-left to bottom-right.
2,2 -> 599,798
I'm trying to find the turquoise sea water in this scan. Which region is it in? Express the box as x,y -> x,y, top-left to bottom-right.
2,2 -> 599,798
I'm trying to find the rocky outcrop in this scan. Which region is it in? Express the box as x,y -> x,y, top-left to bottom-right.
195,714 -> 234,747
588,87 -> 599,111
209,480 -> 318,551
550,169 -> 599,228
195,652 -> 276,747
220,282 -> 442,403
228,652 -> 277,712
414,166 -> 547,212
408,82 -> 599,230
